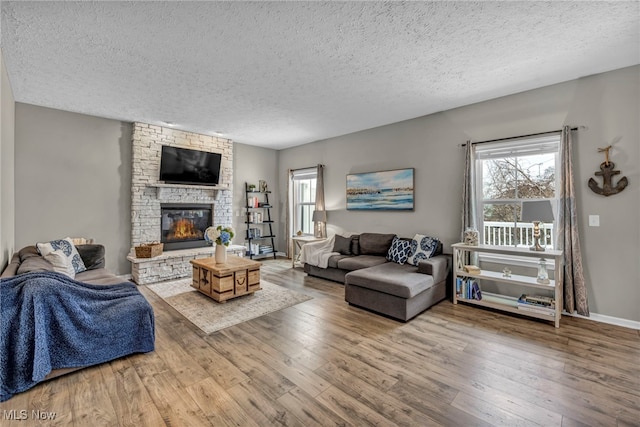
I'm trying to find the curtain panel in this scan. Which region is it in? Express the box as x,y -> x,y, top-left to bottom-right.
558,126 -> 589,316
461,141 -> 477,239
286,169 -> 292,258
461,142 -> 477,265
314,164 -> 326,238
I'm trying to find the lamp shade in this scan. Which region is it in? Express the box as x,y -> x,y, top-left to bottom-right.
521,200 -> 554,223
312,210 -> 327,222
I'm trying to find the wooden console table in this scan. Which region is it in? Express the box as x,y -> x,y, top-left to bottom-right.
452,243 -> 563,328
190,255 -> 261,303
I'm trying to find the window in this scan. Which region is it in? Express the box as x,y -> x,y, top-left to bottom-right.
291,168 -> 317,235
475,135 -> 559,249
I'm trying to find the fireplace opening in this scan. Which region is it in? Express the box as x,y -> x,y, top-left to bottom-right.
161,204 -> 213,251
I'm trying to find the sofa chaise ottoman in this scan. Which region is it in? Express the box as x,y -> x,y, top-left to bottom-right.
344,254 -> 449,321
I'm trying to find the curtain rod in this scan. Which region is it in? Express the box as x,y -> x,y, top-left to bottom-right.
461,126 -> 583,147
290,164 -> 324,172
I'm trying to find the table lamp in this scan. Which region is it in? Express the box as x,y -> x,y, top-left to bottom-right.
520,200 -> 554,251
312,210 -> 327,238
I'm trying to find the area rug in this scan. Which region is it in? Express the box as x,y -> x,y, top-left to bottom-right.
146,278 -> 312,334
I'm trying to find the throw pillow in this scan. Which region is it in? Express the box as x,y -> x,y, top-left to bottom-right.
359,233 -> 396,255
333,235 -> 352,255
43,251 -> 77,278
36,237 -> 87,278
386,236 -> 413,265
407,234 -> 440,266
351,235 -> 360,256
75,244 -> 106,270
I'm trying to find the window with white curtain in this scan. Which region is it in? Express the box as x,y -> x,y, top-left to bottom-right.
291,168 -> 317,236
475,134 -> 560,249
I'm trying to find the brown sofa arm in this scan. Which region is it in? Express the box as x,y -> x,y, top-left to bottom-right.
1,253 -> 21,278
417,254 -> 450,283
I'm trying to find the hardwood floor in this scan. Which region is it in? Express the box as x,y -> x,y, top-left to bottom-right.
2,259 -> 639,426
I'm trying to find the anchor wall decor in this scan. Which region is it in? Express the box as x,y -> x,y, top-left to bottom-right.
588,145 -> 628,197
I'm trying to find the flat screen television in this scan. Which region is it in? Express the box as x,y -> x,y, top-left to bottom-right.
159,145 -> 222,186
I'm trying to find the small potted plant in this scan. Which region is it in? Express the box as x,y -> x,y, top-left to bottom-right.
248,184 -> 256,191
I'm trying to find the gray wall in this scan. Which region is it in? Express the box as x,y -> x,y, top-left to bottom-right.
233,142 -> 279,252
0,49 -> 16,272
14,103 -> 132,274
278,66 -> 640,323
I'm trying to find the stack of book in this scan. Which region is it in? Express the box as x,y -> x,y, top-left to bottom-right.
249,242 -> 260,255
456,277 -> 482,300
259,244 -> 273,254
248,212 -> 263,223
517,294 -> 555,316
247,228 -> 262,238
464,265 -> 481,274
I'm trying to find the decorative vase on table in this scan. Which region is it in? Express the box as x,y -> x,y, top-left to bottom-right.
215,244 -> 227,264
205,225 -> 235,265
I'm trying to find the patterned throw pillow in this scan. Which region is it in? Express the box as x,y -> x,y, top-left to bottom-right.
386,236 -> 413,265
407,234 -> 440,266
36,237 -> 87,278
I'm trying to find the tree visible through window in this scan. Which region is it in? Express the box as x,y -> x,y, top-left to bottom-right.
476,135 -> 559,248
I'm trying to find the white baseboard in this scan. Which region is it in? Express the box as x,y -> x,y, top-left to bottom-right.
563,310 -> 640,330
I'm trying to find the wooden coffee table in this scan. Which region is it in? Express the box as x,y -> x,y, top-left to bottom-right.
190,255 -> 261,303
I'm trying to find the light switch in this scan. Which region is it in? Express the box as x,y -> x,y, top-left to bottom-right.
589,215 -> 600,227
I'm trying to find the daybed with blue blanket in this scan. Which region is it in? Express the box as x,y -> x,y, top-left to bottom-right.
0,245 -> 155,402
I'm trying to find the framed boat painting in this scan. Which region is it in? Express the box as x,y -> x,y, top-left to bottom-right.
346,168 -> 414,210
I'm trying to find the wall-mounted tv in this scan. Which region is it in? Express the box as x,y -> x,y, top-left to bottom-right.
159,145 -> 222,186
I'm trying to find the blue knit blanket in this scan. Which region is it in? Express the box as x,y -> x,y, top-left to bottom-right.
0,271 -> 155,401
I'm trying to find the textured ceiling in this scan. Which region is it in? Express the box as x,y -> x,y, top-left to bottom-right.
1,1 -> 638,149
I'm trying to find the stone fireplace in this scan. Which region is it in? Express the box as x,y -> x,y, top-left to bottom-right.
128,123 -> 233,284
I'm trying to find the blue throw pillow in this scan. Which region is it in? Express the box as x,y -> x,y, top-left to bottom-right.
407,234 -> 439,266
386,236 -> 413,265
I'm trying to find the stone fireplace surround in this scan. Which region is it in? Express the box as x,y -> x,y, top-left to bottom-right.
128,123 -> 233,284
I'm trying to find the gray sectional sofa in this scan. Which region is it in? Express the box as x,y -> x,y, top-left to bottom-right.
304,233 -> 451,321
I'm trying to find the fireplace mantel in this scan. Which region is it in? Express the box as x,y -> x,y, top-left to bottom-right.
148,183 -> 229,200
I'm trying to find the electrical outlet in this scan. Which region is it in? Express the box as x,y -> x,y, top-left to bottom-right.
589,215 -> 600,227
